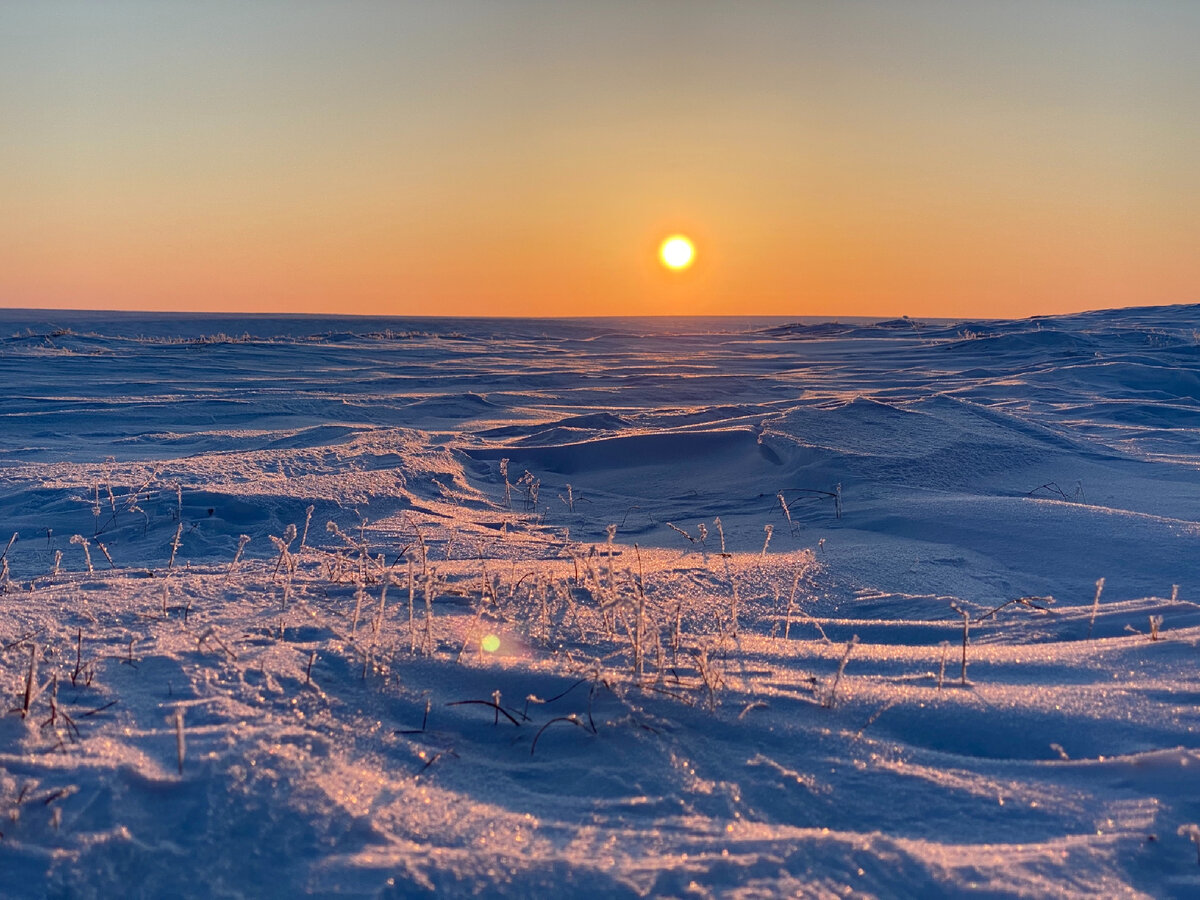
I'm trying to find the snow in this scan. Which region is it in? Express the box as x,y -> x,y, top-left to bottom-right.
1,304 -> 1199,897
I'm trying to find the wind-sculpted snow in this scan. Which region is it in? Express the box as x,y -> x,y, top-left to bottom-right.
1,305 -> 1200,897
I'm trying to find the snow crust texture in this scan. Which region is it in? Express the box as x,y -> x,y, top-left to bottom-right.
1,306 -> 1199,898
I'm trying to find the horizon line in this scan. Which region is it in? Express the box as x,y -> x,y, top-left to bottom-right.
2,300 -> 1196,325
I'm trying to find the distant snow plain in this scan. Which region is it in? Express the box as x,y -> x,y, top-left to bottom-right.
1,305 -> 1199,898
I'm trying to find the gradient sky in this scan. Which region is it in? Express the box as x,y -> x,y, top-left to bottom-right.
2,1 -> 1197,318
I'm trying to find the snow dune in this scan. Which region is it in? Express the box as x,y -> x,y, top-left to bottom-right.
1,305 -> 1199,897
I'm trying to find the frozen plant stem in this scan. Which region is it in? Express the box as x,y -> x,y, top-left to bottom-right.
539,578 -> 551,643
671,601 -> 682,664
405,516 -> 428,577
729,573 -> 741,637
530,715 -> 590,756
271,524 -> 297,581
778,493 -> 795,536
72,629 -> 83,687
299,505 -> 314,551
226,535 -> 251,583
23,643 -> 38,717
951,603 -> 970,685
694,645 -> 719,711
408,560 -> 416,653
373,576 -> 389,637
606,524 -> 617,602
1178,824 -> 1200,864
174,707 -> 185,775
784,572 -> 801,640
168,523 -> 183,571
666,523 -> 696,545
1087,577 -> 1105,639
423,571 -> 435,655
824,635 -> 857,708
70,535 -> 94,574
351,585 -> 365,636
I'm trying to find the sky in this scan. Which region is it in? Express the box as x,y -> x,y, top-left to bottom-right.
1,1 -> 1197,319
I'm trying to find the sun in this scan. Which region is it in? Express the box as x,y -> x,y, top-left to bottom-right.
659,235 -> 695,271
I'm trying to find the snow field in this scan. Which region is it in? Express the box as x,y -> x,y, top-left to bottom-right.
2,305 -> 1200,896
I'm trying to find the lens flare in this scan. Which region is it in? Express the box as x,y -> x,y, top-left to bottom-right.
481,634 -> 501,653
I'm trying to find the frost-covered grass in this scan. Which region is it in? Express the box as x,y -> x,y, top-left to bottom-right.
2,305 -> 1200,897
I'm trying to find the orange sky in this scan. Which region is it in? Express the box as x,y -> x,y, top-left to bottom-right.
2,2 -> 1197,319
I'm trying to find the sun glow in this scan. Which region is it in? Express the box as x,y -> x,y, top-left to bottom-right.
659,235 -> 695,271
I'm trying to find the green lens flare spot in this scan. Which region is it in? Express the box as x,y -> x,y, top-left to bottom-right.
481,634 -> 501,653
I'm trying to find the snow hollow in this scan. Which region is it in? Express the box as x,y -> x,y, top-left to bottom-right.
2,305 -> 1200,897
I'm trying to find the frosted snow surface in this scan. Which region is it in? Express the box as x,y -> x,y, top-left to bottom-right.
1,305 -> 1200,897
